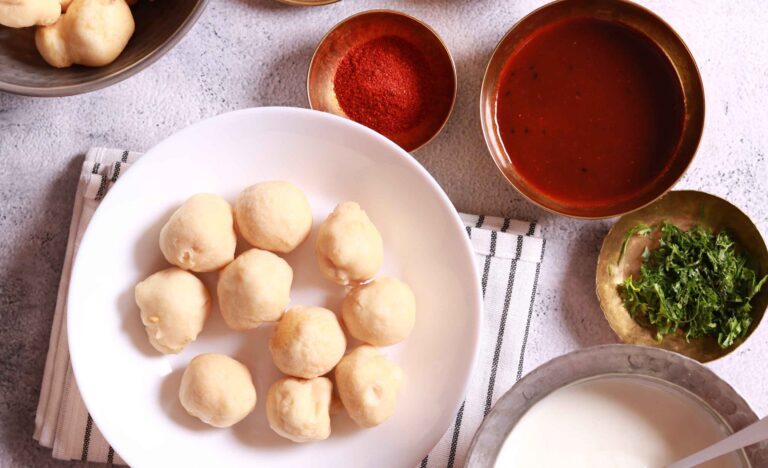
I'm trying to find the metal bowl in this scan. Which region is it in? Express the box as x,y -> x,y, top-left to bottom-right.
307,10 -> 457,152
0,0 -> 208,97
596,191 -> 768,362
479,0 -> 705,218
275,0 -> 338,5
465,345 -> 768,467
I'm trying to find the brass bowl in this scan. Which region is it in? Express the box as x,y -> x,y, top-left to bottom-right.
596,191 -> 768,362
307,10 -> 457,152
480,0 -> 705,218
0,0 -> 208,97
276,0 -> 338,5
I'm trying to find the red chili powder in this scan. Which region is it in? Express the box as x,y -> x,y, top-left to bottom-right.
333,35 -> 434,137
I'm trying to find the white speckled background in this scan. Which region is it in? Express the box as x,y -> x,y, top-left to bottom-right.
1,1 -> 766,466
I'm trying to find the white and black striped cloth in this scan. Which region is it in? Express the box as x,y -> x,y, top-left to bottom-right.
34,148 -> 138,465
422,214 -> 545,468
34,148 -> 546,467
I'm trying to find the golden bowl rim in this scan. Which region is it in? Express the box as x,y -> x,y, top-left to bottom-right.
275,0 -> 339,6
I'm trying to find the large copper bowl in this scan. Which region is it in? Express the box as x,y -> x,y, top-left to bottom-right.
480,0 -> 705,218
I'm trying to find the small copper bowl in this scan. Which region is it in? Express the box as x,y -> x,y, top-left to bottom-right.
596,191 -> 768,362
480,0 -> 705,218
307,10 -> 457,152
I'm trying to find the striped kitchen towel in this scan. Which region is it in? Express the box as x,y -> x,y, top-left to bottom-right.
422,214 -> 545,468
33,148 -> 138,465
34,147 -> 546,467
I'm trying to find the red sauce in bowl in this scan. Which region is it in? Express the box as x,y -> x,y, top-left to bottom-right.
496,17 -> 685,208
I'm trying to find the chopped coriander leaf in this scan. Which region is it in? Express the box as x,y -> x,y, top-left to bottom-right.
619,222 -> 767,348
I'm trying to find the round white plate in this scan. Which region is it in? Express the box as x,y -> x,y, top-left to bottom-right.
68,107 -> 481,468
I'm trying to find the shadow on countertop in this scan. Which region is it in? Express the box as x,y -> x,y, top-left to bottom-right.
0,154 -> 88,468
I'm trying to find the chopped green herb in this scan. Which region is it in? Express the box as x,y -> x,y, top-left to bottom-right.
619,222 -> 767,348
617,223 -> 651,264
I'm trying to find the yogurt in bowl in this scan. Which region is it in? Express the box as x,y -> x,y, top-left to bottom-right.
465,345 -> 767,468
495,375 -> 741,468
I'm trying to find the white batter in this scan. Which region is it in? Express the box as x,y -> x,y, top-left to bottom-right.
494,376 -> 745,468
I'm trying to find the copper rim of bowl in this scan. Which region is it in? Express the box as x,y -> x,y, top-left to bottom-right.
0,0 -> 209,97
276,0 -> 338,5
595,190 -> 768,363
479,0 -> 705,219
306,9 -> 457,152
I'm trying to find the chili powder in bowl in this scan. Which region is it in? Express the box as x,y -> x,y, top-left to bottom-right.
308,10 -> 456,152
480,0 -> 704,219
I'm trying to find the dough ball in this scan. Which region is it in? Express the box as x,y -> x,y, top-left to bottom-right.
217,248 -> 292,330
0,0 -> 60,28
235,181 -> 312,254
134,267 -> 210,354
315,202 -> 383,285
335,345 -> 403,428
159,193 -> 237,273
342,277 -> 416,346
269,306 -> 346,379
266,377 -> 332,443
35,0 -> 134,68
179,353 -> 257,428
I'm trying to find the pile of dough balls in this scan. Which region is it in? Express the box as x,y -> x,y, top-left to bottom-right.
0,0 -> 137,68
132,183 -> 416,443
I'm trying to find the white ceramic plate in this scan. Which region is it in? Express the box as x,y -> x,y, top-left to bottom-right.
68,107 -> 481,468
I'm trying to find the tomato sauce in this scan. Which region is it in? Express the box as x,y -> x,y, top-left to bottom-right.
496,17 -> 684,207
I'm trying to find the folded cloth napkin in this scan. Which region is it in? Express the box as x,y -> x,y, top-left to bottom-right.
34,148 -> 546,467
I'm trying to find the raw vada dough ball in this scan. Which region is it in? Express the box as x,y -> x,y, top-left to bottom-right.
235,181 -> 312,254
35,0 -> 135,68
335,345 -> 403,428
217,248 -> 292,330
269,306 -> 346,379
134,267 -> 210,354
159,193 -> 237,273
342,277 -> 416,346
178,354 -> 257,428
266,377 -> 332,443
0,0 -> 60,28
315,202 -> 383,285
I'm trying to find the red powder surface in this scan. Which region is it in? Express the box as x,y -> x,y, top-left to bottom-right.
333,36 -> 432,137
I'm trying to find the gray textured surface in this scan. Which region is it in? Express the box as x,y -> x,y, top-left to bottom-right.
0,0 -> 766,467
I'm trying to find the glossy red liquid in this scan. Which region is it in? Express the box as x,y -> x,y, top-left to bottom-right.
496,17 -> 684,207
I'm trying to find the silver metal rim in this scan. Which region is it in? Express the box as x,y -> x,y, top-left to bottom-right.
464,344 -> 766,467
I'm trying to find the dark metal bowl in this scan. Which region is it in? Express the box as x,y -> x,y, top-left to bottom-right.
0,0 -> 208,97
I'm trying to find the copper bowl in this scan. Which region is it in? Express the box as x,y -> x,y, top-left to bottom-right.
480,0 -> 705,218
596,191 -> 768,362
0,0 -> 208,97
307,10 -> 457,152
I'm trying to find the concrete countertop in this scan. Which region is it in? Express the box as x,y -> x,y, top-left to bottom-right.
1,0 -> 766,466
